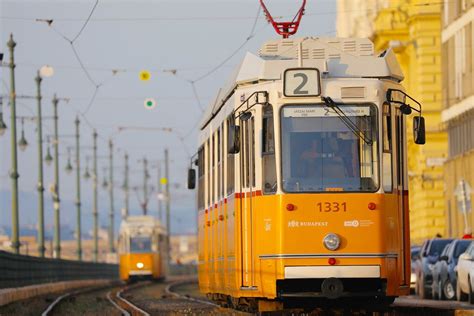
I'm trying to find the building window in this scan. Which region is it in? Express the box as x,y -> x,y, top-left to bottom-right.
454,27 -> 466,99
448,110 -> 474,157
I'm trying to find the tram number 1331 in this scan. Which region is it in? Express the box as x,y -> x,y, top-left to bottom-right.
317,202 -> 347,212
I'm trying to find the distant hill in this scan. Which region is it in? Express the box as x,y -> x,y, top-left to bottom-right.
0,190 -> 196,237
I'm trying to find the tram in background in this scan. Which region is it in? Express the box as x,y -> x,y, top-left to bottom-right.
187,36 -> 426,313
118,215 -> 167,282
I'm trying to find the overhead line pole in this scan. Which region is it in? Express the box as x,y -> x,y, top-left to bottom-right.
143,157 -> 148,215
164,149 -> 170,266
92,130 -> 99,262
35,71 -> 46,258
157,160 -> 163,221
122,152 -> 129,220
108,139 -> 115,253
7,34 -> 20,254
52,95 -> 61,259
75,116 -> 82,260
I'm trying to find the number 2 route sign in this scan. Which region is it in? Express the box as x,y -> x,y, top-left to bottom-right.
283,68 -> 321,97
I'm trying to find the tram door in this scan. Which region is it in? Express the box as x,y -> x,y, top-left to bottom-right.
395,108 -> 408,286
239,116 -> 256,288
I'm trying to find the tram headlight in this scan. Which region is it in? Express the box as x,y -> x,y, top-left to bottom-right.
136,262 -> 144,269
323,233 -> 341,251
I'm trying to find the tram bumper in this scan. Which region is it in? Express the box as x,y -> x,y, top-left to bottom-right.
277,265 -> 385,299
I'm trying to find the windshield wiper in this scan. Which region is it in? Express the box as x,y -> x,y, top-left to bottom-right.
322,96 -> 373,146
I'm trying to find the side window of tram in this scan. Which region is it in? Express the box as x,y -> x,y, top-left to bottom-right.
206,140 -> 211,207
226,117 -> 235,194
243,117 -> 256,188
197,147 -> 205,210
262,104 -> 277,194
382,102 -> 393,192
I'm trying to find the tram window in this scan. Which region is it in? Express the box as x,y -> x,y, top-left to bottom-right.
280,104 -> 378,192
262,104 -> 277,194
212,133 -> 216,203
226,117 -> 235,194
197,147 -> 205,210
220,123 -> 225,198
217,129 -> 221,200
382,102 -> 393,192
251,117 -> 255,188
206,140 -> 210,207
243,119 -> 252,188
130,236 -> 151,253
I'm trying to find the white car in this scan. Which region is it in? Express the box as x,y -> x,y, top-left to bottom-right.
456,241 -> 474,303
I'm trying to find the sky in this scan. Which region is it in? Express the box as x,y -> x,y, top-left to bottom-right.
0,0 -> 337,237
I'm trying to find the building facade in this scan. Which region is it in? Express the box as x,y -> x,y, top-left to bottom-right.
441,1 -> 474,237
337,0 -> 448,243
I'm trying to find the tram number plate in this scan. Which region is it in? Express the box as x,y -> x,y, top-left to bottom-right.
317,202 -> 347,212
283,68 -> 321,97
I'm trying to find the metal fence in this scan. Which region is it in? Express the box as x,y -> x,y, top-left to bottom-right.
0,251 -> 118,289
168,263 -> 197,276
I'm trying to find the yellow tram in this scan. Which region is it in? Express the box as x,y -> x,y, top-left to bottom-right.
118,215 -> 167,281
187,37 -> 426,312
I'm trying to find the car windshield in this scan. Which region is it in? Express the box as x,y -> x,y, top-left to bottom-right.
441,243 -> 452,256
454,240 -> 471,258
280,104 -> 378,192
130,236 -> 151,253
428,240 -> 453,256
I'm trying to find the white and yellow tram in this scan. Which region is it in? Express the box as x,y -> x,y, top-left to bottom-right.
188,37 -> 425,312
118,216 -> 167,281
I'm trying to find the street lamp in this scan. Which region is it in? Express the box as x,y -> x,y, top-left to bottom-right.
102,167 -> 108,189
45,147 -> 53,166
44,137 -> 53,166
39,65 -> 54,78
65,158 -> 73,174
18,118 -> 28,151
65,148 -> 73,174
0,111 -> 6,136
84,166 -> 91,179
0,98 -> 6,136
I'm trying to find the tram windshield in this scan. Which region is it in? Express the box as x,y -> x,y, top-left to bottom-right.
281,104 -> 378,192
130,236 -> 152,253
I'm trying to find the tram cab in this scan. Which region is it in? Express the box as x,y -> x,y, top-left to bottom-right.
118,216 -> 167,281
188,37 -> 425,311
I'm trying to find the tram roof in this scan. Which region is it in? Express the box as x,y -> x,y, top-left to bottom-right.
199,37 -> 404,130
120,215 -> 165,234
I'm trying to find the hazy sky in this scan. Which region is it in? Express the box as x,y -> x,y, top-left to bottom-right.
0,0 -> 337,235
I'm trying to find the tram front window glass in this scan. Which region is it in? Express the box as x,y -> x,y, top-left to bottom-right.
281,104 -> 378,192
130,236 -> 152,253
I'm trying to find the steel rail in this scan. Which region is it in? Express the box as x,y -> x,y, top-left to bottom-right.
165,279 -> 220,307
115,287 -> 151,316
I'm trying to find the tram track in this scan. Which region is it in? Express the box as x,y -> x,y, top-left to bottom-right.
107,281 -> 153,316
40,281 -> 153,316
164,278 -> 220,308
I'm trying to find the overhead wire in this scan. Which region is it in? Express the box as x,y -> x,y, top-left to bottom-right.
182,4 -> 264,143
1,0 -> 450,24
70,0 -> 99,43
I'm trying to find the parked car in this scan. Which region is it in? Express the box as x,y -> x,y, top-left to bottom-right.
432,239 -> 471,300
415,238 -> 454,299
411,246 -> 421,291
456,241 -> 474,303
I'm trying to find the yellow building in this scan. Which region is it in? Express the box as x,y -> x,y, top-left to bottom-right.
338,0 -> 448,244
441,1 -> 474,237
